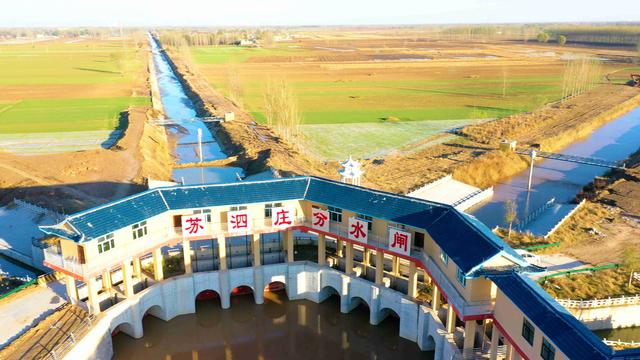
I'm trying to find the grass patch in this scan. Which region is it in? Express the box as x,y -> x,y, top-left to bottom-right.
0,97 -> 148,133
541,269 -> 639,300
300,119 -> 480,160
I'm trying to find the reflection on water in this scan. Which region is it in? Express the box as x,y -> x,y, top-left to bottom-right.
594,326 -> 640,343
471,107 -> 640,229
112,290 -> 433,359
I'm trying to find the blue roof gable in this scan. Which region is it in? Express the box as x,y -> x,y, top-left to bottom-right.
67,191 -> 169,241
489,272 -> 614,360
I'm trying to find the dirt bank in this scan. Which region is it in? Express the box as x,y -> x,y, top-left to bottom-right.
162,48 -> 336,178
0,105 -> 174,213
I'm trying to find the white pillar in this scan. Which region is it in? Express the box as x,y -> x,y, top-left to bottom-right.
375,251 -> 384,285
345,242 -> 354,275
407,261 -> 418,298
218,234 -> 227,271
463,320 -> 477,352
65,274 -> 78,304
153,248 -> 164,281
336,239 -> 344,257
285,229 -> 294,263
252,233 -> 261,267
392,255 -> 400,276
132,257 -> 142,277
87,277 -> 100,314
101,270 -> 112,291
446,305 -> 456,333
183,239 -> 192,274
432,285 -> 441,310
317,234 -> 326,266
122,259 -> 134,297
490,324 -> 501,360
363,248 -> 371,266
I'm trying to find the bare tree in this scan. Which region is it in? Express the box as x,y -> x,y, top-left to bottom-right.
504,200 -> 518,239
561,58 -> 602,101
226,66 -> 243,107
622,248 -> 640,288
558,35 -> 567,45
263,78 -> 301,144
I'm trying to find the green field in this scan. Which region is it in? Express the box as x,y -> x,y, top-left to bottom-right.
0,39 -> 147,136
186,36 -> 615,159
0,97 -> 148,133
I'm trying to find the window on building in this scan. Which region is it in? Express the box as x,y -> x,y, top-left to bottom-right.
456,267 -> 466,287
522,318 -> 535,345
230,206 -> 248,211
440,250 -> 448,265
193,209 -> 212,222
132,221 -> 148,239
414,232 -> 425,248
357,214 -> 373,230
540,338 -> 555,360
328,206 -> 342,223
97,234 -> 115,254
389,222 -> 407,230
264,203 -> 283,218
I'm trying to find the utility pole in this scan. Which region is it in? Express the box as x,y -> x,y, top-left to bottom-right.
197,128 -> 203,163
527,149 -> 537,191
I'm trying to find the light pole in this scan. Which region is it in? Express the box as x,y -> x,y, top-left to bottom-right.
197,128 -> 203,163
527,149 -> 537,191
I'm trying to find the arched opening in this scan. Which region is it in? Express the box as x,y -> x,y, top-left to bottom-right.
377,307 -> 401,335
348,296 -> 370,313
263,281 -> 287,319
144,304 -> 165,319
111,322 -> 136,338
425,334 -> 437,352
195,289 -> 222,328
318,285 -> 340,303
230,285 -> 256,323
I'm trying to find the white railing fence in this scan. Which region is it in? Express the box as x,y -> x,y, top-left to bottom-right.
557,294 -> 640,309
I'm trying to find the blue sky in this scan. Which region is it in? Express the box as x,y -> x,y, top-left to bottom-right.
2,0 -> 640,27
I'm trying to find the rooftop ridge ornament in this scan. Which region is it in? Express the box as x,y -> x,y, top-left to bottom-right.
339,155 -> 363,186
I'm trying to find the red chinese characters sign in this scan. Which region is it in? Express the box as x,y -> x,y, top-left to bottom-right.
227,210 -> 252,234
388,228 -> 411,256
348,217 -> 368,243
311,208 -> 329,232
272,206 -> 294,229
181,214 -> 208,238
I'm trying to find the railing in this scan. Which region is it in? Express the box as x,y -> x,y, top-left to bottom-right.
39,310 -> 96,360
514,197 -> 555,231
603,338 -> 639,348
557,294 -> 640,309
44,217 -> 308,278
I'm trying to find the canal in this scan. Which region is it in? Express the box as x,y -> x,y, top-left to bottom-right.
112,290 -> 432,359
471,107 -> 640,234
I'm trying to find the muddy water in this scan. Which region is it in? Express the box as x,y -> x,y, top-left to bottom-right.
594,326 -> 640,343
112,291 -> 432,360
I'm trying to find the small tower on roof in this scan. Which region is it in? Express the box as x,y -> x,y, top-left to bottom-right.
339,156 -> 363,186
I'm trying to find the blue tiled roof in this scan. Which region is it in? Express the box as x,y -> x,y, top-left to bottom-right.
67,191 -> 169,241
40,176 -> 516,273
305,178 -> 516,273
159,178 -> 308,210
489,272 -> 615,360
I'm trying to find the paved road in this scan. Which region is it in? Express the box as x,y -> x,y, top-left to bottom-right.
0,280 -> 67,348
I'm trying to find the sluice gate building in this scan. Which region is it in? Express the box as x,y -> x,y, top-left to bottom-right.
40,177 -> 640,360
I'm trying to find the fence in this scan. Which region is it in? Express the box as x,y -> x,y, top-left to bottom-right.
557,294 -> 640,309
13,198 -> 65,221
518,242 -> 560,251
538,263 -> 619,282
514,198 -> 555,231
39,310 -> 96,360
603,338 -> 639,348
0,278 -> 37,301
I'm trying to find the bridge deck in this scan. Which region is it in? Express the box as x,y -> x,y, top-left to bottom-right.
515,149 -> 625,169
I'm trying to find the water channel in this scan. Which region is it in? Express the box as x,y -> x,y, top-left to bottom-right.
118,35 -> 431,358
113,290 -> 433,359
471,107 -> 640,234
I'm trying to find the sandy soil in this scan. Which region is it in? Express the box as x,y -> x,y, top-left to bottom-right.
0,106 -> 173,213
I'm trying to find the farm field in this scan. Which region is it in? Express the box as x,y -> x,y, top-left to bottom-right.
187,29 -> 635,160
0,37 -> 149,152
